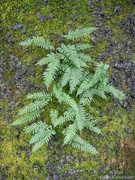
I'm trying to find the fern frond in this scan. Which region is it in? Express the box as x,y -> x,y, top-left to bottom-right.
88,117 -> 101,126
57,43 -> 82,68
77,63 -> 109,95
71,135 -> 99,154
36,52 -> 57,66
80,87 -> 98,105
50,109 -> 58,125
19,37 -> 54,50
69,67 -> 84,93
52,107 -> 76,127
63,27 -> 98,40
94,89 -> 107,100
24,121 -> 55,152
78,52 -> 93,63
53,85 -> 79,111
60,67 -> 72,87
75,43 -> 92,51
26,92 -> 52,100
99,73 -> 109,87
63,107 -> 76,121
11,110 -> 44,125
75,104 -> 86,131
19,39 -> 33,46
24,121 -> 49,133
18,100 -> 50,116
32,37 -> 54,49
105,85 -> 126,100
62,122 -> 77,144
29,127 -> 54,145
84,120 -> 102,135
31,129 -> 55,152
43,56 -> 60,89
88,63 -> 109,87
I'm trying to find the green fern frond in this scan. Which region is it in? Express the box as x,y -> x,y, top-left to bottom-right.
62,122 -> 77,144
89,63 -> 109,87
36,52 -> 57,66
31,129 -> 55,152
63,27 -> 98,40
60,67 -> 72,87
84,120 -> 102,135
99,73 -> 109,87
75,43 -> 92,51
105,85 -> 126,100
19,38 -> 33,46
69,67 -> 84,93
43,56 -> 60,89
79,87 -> 95,105
53,85 -> 79,111
18,100 -> 50,116
79,96 -> 91,105
52,107 -> 75,127
50,109 -> 58,125
94,89 -> 107,100
11,110 -> 44,125
77,63 -> 109,95
32,37 -> 54,49
24,121 -> 55,152
29,127 -> 54,145
88,117 -> 101,126
63,107 -> 76,121
19,37 -> 54,49
24,121 -> 50,134
78,53 -> 93,63
77,75 -> 93,96
26,92 -> 52,100
57,43 -> 82,68
71,135 -> 99,154
75,104 -> 86,131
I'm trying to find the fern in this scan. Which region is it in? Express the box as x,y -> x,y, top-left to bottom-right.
11,26 -> 126,154
19,36 -> 54,50
11,110 -> 44,125
62,122 -> 77,144
24,121 -> 55,152
53,84 -> 79,112
57,43 -> 82,68
75,104 -> 86,131
70,134 -> 98,154
69,67 -> 84,93
105,84 -> 126,100
60,67 -> 72,87
36,52 -> 58,66
84,119 -> 102,135
63,27 -> 98,40
75,43 -> 93,51
26,92 -> 52,100
43,55 -> 60,89
77,62 -> 109,96
50,108 -> 75,127
17,100 -> 50,116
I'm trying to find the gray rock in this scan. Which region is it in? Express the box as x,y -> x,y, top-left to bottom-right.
102,175 -> 110,180
61,158 -> 67,164
53,175 -> 59,179
37,12 -> 45,21
22,25 -> 26,34
11,23 -> 22,30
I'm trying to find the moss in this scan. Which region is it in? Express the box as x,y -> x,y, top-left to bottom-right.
0,0 -> 134,179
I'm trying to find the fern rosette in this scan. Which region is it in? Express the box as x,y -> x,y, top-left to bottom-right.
11,27 -> 126,154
